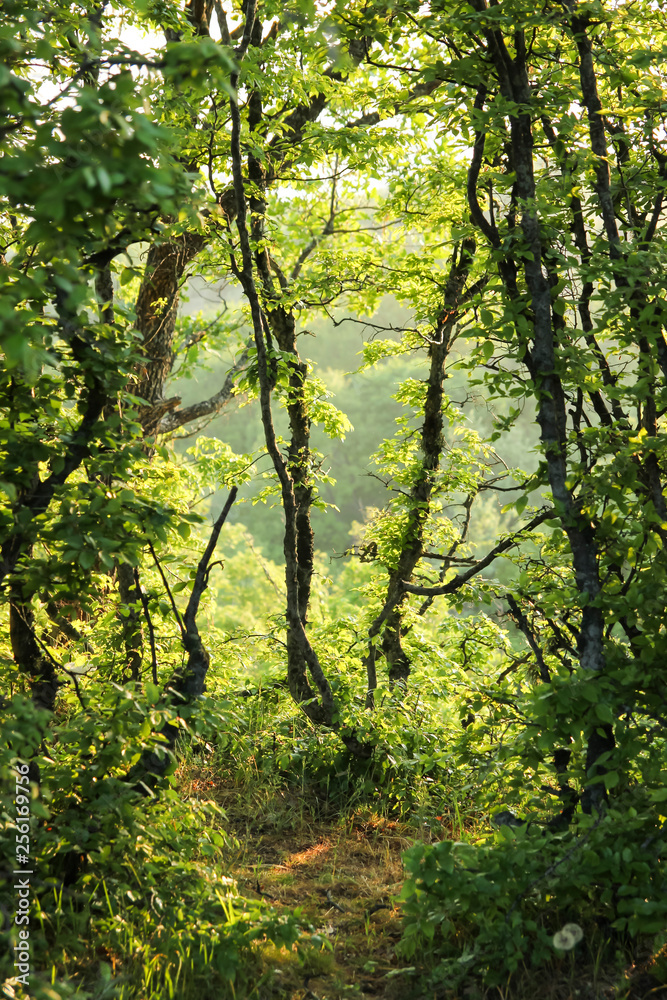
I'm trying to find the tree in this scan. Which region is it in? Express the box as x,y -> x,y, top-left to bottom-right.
374,0 -> 667,816
2,0 -> 667,990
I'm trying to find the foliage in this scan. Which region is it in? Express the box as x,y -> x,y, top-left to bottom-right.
0,689 -> 303,999
400,807 -> 667,988
2,0 -> 667,995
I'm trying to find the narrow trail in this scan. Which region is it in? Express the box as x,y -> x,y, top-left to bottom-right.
179,767 -> 423,1000
218,787 -> 415,1000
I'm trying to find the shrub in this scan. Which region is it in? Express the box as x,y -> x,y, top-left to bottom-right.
399,807 -> 667,988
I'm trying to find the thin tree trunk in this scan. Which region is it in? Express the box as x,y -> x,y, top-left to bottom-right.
227,11 -> 339,732
133,233 -> 206,436
9,597 -> 59,713
117,562 -> 143,682
473,14 -> 612,810
364,241 -> 475,707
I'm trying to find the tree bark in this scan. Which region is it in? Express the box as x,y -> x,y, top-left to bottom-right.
133,233 -> 206,436
9,598 -> 59,713
117,561 -> 143,683
227,12 -> 339,731
470,10 -> 611,810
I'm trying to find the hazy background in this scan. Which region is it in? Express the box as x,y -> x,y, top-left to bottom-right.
169,277 -> 540,569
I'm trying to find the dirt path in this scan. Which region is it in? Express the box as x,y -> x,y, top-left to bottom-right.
212,784 -> 420,999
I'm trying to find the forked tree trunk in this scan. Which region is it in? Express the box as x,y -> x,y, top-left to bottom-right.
364,241 -> 476,707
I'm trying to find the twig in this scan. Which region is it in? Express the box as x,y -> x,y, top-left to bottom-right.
496,653 -> 531,683
250,879 -> 277,901
207,95 -> 220,200
325,889 -> 346,913
418,493 -> 475,616
148,541 -> 185,638
506,594 -> 551,683
204,559 -> 224,586
402,508 -> 554,597
61,667 -> 88,712
290,156 -> 339,281
134,567 -> 159,685
243,529 -> 281,595
21,614 -> 88,711
184,486 -> 238,631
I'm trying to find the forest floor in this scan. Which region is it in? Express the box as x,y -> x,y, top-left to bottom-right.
182,766 -> 425,1000
224,794 -> 410,1000
179,767 -> 667,1000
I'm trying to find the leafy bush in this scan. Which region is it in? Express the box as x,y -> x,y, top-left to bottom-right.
0,690 -> 303,1000
399,806 -> 667,988
197,678 -> 471,822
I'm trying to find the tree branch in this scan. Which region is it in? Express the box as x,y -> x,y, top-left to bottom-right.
159,344 -> 251,434
402,509 -> 553,597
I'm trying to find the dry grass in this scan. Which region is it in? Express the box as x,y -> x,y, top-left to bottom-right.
178,768 -> 418,999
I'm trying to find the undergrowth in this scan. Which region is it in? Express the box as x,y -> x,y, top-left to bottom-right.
2,682 -> 666,1000
180,730 -> 667,1000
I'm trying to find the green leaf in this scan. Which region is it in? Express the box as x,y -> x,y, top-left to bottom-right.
78,549 -> 96,570
595,703 -> 613,724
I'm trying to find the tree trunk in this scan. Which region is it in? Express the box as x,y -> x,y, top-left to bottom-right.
10,599 -> 59,713
133,233 -> 206,436
117,562 -> 143,682
364,241 -> 475,706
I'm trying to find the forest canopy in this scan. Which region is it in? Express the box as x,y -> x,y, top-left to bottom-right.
1,0 -> 667,997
